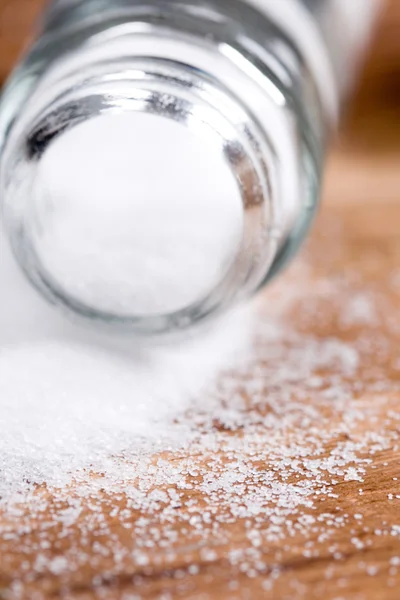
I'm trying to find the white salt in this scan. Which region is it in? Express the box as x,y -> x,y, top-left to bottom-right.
30,111 -> 243,316
0,226 -> 253,502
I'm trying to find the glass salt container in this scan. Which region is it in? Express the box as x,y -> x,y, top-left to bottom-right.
0,0 -> 381,335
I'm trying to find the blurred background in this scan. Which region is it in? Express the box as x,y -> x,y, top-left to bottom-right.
344,0 -> 399,151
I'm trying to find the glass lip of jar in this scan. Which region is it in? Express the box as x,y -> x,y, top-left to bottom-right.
1,54 -> 282,336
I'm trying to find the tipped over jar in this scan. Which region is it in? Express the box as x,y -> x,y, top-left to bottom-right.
0,0 -> 381,335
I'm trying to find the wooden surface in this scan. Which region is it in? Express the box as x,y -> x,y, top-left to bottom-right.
1,2 -> 400,600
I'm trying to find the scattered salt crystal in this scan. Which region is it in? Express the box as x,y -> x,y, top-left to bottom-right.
351,538 -> 364,550
340,293 -> 378,327
188,565 -> 199,575
48,556 -> 68,576
200,549 -> 218,562
391,526 -> 400,537
333,552 -> 343,561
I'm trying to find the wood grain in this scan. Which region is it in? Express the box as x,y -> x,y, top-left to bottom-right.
1,2 -> 400,600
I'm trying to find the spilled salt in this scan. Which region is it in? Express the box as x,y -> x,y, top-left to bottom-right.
0,225 -> 253,502
1,209 -> 400,598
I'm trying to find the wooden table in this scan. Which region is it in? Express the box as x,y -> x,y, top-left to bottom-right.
1,2 -> 400,599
